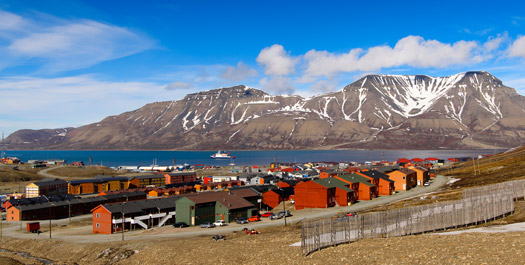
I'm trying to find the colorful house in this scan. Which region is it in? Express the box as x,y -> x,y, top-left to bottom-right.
294,178 -> 354,210
409,166 -> 430,186
92,198 -> 176,234
262,187 -> 294,208
175,190 -> 258,226
334,174 -> 376,201
356,170 -> 394,196
25,179 -> 68,198
387,168 -> 417,191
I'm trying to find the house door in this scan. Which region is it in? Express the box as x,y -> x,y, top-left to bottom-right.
403,184 -> 406,190
418,180 -> 421,186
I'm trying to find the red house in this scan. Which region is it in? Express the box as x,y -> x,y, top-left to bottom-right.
294,178 -> 354,210
262,187 -> 294,208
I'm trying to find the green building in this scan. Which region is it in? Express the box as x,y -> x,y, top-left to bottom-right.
175,190 -> 259,226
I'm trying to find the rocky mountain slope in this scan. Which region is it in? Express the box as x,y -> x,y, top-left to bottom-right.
5,71 -> 525,150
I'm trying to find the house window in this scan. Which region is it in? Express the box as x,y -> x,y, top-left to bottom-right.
403,177 -> 405,180
96,223 -> 100,228
96,213 -> 100,218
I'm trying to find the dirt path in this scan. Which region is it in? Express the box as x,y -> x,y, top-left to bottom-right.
37,166 -> 64,179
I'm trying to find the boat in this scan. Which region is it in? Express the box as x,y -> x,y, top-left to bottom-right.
211,151 -> 236,159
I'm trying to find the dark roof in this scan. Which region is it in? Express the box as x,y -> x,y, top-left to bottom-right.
8,196 -> 49,206
268,187 -> 294,196
278,179 -> 300,186
229,188 -> 260,198
184,191 -> 255,210
360,170 -> 394,183
132,175 -> 166,180
102,191 -> 147,200
338,174 -> 376,187
34,179 -> 68,186
396,168 -> 417,175
228,184 -> 275,194
375,166 -> 400,173
313,178 -> 353,192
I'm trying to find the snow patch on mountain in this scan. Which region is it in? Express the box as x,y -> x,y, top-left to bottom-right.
369,73 -> 466,118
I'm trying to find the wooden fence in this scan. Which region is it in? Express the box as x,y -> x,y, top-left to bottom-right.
463,179 -> 525,200
301,180 -> 518,255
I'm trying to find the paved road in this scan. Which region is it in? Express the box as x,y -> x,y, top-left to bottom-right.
1,175 -> 449,243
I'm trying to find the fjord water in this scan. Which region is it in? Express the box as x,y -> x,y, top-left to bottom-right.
4,150 -> 497,168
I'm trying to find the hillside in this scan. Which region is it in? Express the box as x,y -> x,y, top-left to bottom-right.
5,71 -> 525,150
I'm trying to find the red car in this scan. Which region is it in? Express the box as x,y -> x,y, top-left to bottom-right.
260,212 -> 273,217
247,216 -> 261,222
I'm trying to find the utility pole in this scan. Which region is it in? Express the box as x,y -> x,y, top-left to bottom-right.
68,200 -> 71,224
49,206 -> 52,239
282,195 -> 287,227
121,203 -> 125,241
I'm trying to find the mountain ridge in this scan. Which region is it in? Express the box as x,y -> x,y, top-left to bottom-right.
5,71 -> 525,150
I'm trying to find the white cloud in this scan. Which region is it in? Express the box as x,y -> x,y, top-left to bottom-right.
221,61 -> 258,81
484,33 -> 508,52
165,81 -> 193,90
0,10 -> 25,32
256,44 -> 298,75
303,36 -> 481,77
259,76 -> 295,95
0,10 -> 155,73
508,36 -> 525,58
0,75 -> 168,135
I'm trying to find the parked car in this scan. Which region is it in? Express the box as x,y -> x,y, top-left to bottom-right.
424,182 -> 431,186
261,212 -> 273,217
247,216 -> 261,222
213,220 -> 228,226
200,222 -> 215,228
173,222 -> 189,228
236,218 -> 248,224
270,213 -> 283,220
278,210 -> 292,217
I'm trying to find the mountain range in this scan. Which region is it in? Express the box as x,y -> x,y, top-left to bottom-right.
5,71 -> 525,150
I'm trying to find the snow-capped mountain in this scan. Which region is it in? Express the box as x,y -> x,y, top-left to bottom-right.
6,71 -> 525,150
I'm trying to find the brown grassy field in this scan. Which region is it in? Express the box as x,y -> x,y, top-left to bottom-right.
46,166 -> 123,179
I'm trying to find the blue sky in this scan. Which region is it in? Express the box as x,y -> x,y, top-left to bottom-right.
1,0 -> 525,136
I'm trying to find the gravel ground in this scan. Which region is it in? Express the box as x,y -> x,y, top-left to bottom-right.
1,226 -> 524,264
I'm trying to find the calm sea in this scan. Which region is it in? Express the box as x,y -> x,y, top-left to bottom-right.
2,149 -> 499,168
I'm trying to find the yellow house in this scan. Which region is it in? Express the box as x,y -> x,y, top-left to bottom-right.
25,183 -> 40,198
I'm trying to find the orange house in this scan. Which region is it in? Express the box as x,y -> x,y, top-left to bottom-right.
263,187 -> 294,208
313,178 -> 354,207
91,205 -> 114,234
335,174 -> 376,201
319,171 -> 339,179
357,170 -> 394,196
294,181 -> 335,209
387,169 -> 417,191
409,166 -> 430,186
276,180 -> 300,188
